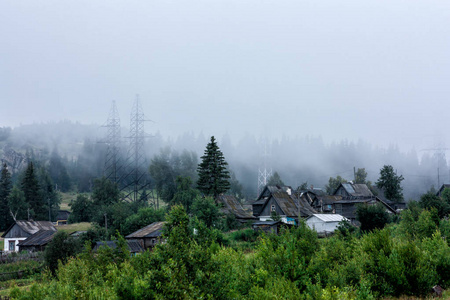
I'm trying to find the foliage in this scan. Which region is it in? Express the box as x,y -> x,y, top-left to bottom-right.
270,210 -> 281,221
354,167 -> 368,184
121,207 -> 166,236
356,203 -> 391,232
170,176 -> 199,212
37,167 -> 61,222
44,231 -> 82,274
149,148 -> 198,204
7,186 -> 27,221
420,191 -> 450,218
91,177 -> 120,207
227,170 -> 244,199
190,196 -> 222,228
325,175 -> 347,194
197,136 -> 231,197
21,162 -> 46,220
376,165 -> 404,202
48,149 -> 71,192
68,194 -> 92,223
0,163 -> 13,230
267,171 -> 285,186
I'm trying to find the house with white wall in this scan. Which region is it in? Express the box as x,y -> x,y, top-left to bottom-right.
305,214 -> 347,235
1,220 -> 56,252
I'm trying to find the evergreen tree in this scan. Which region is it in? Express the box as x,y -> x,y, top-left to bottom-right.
0,163 -> 13,230
376,165 -> 404,202
267,171 -> 285,186
171,176 -> 199,212
8,186 -> 27,221
38,167 -> 61,222
197,136 -> 230,197
49,149 -> 71,192
21,162 -> 46,220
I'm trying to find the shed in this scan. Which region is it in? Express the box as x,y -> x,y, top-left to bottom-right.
306,214 -> 347,235
252,221 -> 283,235
1,221 -> 56,252
17,230 -> 57,252
125,222 -> 165,250
56,210 -> 71,225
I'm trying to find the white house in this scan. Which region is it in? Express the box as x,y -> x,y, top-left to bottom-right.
1,220 -> 56,252
305,214 -> 347,234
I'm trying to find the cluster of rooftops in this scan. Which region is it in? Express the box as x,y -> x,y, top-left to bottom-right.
1,182 -> 408,254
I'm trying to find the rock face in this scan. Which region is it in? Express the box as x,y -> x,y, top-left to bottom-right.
1,146 -> 27,174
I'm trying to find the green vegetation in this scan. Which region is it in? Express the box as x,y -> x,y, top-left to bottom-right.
7,204 -> 450,299
56,222 -> 91,234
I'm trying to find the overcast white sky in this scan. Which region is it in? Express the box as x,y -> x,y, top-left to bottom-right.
1,0 -> 449,151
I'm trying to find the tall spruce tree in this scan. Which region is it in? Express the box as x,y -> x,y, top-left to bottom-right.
376,165 -> 404,202
197,136 -> 230,197
0,163 -> 13,230
21,162 -> 46,220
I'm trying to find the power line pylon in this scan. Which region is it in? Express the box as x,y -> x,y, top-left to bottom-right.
102,100 -> 122,184
257,137 -> 272,196
121,95 -> 151,203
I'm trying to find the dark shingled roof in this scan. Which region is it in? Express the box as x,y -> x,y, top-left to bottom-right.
17,230 -> 56,247
125,222 -> 165,239
216,195 -> 256,219
93,240 -> 144,253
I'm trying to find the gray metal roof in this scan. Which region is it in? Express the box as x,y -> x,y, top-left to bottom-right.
93,240 -> 144,253
307,214 -> 347,222
2,220 -> 57,238
125,222 -> 165,239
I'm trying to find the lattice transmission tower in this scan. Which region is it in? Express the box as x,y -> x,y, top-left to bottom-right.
102,100 -> 122,184
257,137 -> 272,196
120,95 -> 151,203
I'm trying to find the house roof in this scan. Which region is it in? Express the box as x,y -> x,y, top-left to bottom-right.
216,195 -> 255,219
1,220 -> 56,238
307,214 -> 347,222
17,230 -> 56,247
125,222 -> 165,239
335,183 -> 374,198
93,240 -> 144,253
57,210 -> 71,220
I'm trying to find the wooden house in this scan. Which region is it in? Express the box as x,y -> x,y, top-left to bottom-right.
17,230 -> 57,252
253,185 -> 317,224
216,195 -> 256,223
1,221 -> 56,252
334,183 -> 374,198
56,210 -> 71,225
252,221 -> 285,235
125,222 -> 165,250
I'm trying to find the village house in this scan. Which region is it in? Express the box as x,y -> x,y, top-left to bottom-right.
332,183 -> 397,223
17,230 -> 57,252
125,221 -> 166,250
216,195 -> 257,223
56,210 -> 71,225
1,220 -> 57,252
253,185 -> 317,224
93,240 -> 144,255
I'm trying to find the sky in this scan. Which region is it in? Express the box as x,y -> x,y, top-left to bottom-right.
1,0 -> 450,152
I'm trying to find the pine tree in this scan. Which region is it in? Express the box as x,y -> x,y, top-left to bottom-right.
197,136 -> 230,197
21,162 -> 46,220
0,163 -> 13,230
376,165 -> 404,202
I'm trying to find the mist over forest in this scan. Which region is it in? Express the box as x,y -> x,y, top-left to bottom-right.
0,121 -> 445,201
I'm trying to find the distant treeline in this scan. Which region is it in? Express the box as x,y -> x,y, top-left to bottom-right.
0,122 -> 446,200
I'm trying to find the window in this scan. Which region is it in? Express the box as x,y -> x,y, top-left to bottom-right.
9,241 -> 15,252
271,205 -> 276,212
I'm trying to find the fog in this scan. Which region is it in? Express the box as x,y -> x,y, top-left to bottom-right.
1,1 -> 450,199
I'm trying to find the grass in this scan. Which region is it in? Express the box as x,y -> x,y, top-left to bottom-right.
56,222 -> 91,234
59,191 -> 80,211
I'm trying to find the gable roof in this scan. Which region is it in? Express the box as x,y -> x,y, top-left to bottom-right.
1,220 -> 56,238
17,230 -> 56,247
216,195 -> 255,219
125,222 -> 165,239
335,183 -> 374,198
260,189 -> 317,218
306,214 -> 347,222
